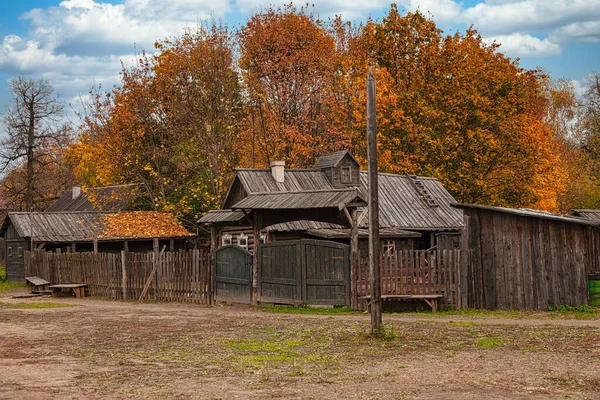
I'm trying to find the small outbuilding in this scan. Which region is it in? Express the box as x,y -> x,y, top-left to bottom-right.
455,203 -> 600,310
0,211 -> 195,282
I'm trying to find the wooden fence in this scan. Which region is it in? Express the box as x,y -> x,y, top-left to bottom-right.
357,249 -> 461,309
25,249 -> 211,304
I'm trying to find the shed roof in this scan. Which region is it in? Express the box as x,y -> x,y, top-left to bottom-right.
454,203 -> 600,227
572,209 -> 600,222
312,150 -> 359,169
46,184 -> 139,212
235,169 -> 334,193
0,211 -> 194,242
231,188 -> 365,210
197,209 -> 246,224
306,227 -> 421,239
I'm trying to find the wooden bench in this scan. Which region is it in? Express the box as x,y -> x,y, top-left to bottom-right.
25,276 -> 50,293
359,294 -> 444,312
49,284 -> 88,299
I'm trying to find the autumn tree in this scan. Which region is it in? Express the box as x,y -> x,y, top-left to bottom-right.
239,5 -> 353,167
0,77 -> 74,211
68,23 -> 244,222
357,7 -> 568,210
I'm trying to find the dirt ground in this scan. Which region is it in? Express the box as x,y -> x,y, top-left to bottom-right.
1,286 -> 599,400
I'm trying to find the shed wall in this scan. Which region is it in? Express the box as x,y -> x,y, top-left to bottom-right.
460,208 -> 599,310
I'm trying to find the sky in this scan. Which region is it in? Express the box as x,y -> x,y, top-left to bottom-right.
0,0 -> 599,126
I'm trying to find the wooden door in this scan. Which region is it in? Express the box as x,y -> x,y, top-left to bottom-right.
215,245 -> 252,304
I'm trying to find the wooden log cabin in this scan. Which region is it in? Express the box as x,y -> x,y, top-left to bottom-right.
198,150 -> 463,256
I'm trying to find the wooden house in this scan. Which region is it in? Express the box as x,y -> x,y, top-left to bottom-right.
0,211 -> 195,282
456,203 -> 600,310
198,150 -> 463,254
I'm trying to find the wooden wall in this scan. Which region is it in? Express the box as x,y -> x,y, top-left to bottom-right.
460,208 -> 600,310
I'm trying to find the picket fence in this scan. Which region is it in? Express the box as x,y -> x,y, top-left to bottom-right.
25,249 -> 211,304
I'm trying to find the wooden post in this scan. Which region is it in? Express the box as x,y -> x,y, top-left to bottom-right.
71,242 -> 76,253
93,238 -> 98,254
121,250 -> 127,300
169,238 -> 175,252
252,211 -> 261,305
153,238 -> 159,300
350,208 -> 359,310
367,68 -> 382,335
210,225 -> 218,305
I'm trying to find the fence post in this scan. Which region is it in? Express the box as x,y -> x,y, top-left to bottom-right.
121,251 -> 127,300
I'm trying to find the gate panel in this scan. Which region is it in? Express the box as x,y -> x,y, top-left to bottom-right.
215,245 -> 252,304
258,242 -> 301,305
303,239 -> 349,305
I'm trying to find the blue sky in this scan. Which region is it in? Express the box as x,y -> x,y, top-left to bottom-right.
0,0 -> 599,125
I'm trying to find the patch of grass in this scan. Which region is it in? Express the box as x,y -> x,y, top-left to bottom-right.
448,321 -> 480,327
0,266 -> 28,293
258,304 -> 358,315
476,337 -> 504,349
1,302 -> 74,309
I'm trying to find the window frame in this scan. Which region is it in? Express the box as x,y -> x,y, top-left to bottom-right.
259,233 -> 267,244
222,234 -> 232,246
340,166 -> 352,183
382,239 -> 395,255
7,246 -> 12,258
237,233 -> 249,251
17,247 -> 23,258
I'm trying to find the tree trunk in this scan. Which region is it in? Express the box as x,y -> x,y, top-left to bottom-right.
26,103 -> 35,212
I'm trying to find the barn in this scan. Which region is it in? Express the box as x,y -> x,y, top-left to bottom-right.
456,203 -> 600,310
0,211 -> 195,282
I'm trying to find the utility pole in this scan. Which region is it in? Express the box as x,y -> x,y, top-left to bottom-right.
366,68 -> 382,335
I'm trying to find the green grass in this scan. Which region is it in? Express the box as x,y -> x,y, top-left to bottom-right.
0,266 -> 27,294
258,304 -> 358,315
1,302 -> 74,309
476,337 -> 504,349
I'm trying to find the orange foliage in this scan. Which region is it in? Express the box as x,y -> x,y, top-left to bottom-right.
100,211 -> 194,239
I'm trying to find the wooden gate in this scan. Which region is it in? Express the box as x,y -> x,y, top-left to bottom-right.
258,239 -> 349,306
215,245 -> 252,304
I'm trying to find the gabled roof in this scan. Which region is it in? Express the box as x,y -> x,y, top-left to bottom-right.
312,150 -> 359,169
235,169 -> 334,193
197,210 -> 246,224
0,211 -> 194,242
46,184 -> 139,212
572,209 -> 600,222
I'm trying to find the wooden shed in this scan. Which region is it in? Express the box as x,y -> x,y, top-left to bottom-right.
456,204 -> 600,310
0,211 -> 195,282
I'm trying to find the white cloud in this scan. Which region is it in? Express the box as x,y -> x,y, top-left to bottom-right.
549,21 -> 600,44
234,0 -> 388,20
484,33 -> 561,58
399,0 -> 462,23
570,79 -> 587,98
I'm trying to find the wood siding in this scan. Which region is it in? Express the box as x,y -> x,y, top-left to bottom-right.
460,208 -> 600,310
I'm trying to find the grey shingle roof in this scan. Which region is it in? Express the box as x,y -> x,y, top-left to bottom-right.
455,204 -> 600,227
306,227 -> 422,239
197,210 -> 245,224
235,169 -> 334,193
312,150 -> 358,169
231,189 -> 365,210
45,184 -> 138,212
572,209 -> 600,222
1,211 -> 193,242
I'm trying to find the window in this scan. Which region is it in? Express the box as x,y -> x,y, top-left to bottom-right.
340,167 -> 352,183
17,247 -> 23,258
7,247 -> 12,257
222,234 -> 232,246
383,240 -> 395,255
238,233 -> 249,251
259,233 -> 267,244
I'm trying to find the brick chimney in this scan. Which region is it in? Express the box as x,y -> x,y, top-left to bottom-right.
271,161 -> 285,183
72,186 -> 82,199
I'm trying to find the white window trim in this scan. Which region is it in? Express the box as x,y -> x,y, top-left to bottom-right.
222,234 -> 232,246
17,247 -> 23,258
238,233 -> 249,251
259,233 -> 267,244
7,247 -> 12,257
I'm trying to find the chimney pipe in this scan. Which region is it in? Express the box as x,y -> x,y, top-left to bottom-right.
72,186 -> 82,199
271,161 -> 285,183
